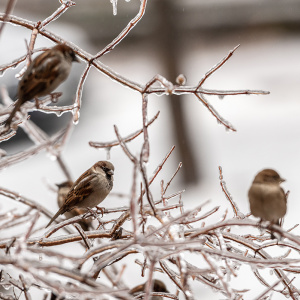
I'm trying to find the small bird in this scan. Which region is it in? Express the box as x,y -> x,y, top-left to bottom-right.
56,181 -> 92,231
4,44 -> 79,127
46,161 -> 114,228
130,279 -> 169,300
248,169 -> 287,236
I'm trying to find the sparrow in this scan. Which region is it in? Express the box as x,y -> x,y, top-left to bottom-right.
46,161 -> 114,228
130,279 -> 169,300
56,181 -> 92,231
4,44 -> 79,127
248,169 -> 287,236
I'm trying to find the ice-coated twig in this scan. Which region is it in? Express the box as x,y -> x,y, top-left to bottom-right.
149,145 -> 175,185
140,159 -> 156,216
0,130 -> 66,169
143,260 -> 155,300
89,111 -> 160,149
0,0 -> 16,38
94,0 -> 147,59
196,45 -> 240,89
74,223 -> 92,250
114,125 -> 138,164
159,260 -> 187,297
202,252 -> 234,299
195,92 -> 236,131
130,163 -> 138,237
163,162 -> 182,195
0,187 -> 74,236
143,74 -> 174,94
141,94 -> 150,162
40,1 -> 76,28
218,166 -> 244,218
19,274 -> 32,300
252,279 -> 281,300
73,64 -> 91,123
15,211 -> 40,255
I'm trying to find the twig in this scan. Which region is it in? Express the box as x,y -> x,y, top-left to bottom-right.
218,166 -> 244,218
0,0 -> 17,38
196,45 -> 240,89
89,111 -> 160,149
94,0 -> 147,59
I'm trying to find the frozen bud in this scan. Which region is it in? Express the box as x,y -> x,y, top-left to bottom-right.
176,74 -> 186,86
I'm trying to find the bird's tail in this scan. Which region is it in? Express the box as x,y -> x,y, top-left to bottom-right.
45,206 -> 67,228
270,219 -> 281,240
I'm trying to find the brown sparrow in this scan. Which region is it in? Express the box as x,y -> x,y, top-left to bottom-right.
4,44 -> 79,127
248,169 -> 287,235
46,161 -> 114,228
130,279 -> 169,300
56,181 -> 92,231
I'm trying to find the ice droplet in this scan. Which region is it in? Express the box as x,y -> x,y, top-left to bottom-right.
2,284 -> 11,290
47,153 -> 57,161
15,65 -> 27,79
218,94 -> 225,100
72,109 -> 80,125
106,147 -> 111,160
110,0 -> 118,15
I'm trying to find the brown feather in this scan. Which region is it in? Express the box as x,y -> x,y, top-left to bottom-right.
45,161 -> 114,229
4,44 -> 78,127
63,172 -> 97,206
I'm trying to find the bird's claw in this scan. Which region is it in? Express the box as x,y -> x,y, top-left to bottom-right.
96,206 -> 105,217
50,92 -> 62,103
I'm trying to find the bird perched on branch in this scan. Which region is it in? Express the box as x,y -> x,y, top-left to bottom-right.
4,44 -> 79,127
56,181 -> 92,231
248,169 -> 287,238
130,279 -> 169,300
46,161 -> 114,228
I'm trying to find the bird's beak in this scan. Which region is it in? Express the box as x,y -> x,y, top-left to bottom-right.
108,170 -> 114,176
280,178 -> 286,183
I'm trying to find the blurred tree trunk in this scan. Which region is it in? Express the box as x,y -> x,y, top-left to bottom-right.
154,0 -> 200,185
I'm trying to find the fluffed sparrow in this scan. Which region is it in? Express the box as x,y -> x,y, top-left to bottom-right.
130,279 -> 169,300
56,181 -> 92,231
248,169 -> 287,236
46,161 -> 114,228
4,44 -> 79,127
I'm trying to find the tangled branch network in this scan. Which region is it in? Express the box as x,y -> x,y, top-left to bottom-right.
1,1 -> 299,300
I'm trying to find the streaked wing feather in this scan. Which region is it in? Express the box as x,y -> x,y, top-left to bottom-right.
20,55 -> 61,100
64,172 -> 97,206
33,56 -> 61,80
20,82 -> 48,101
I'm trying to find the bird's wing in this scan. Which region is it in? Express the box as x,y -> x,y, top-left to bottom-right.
32,56 -> 61,81
64,171 -> 97,207
19,55 -> 61,101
